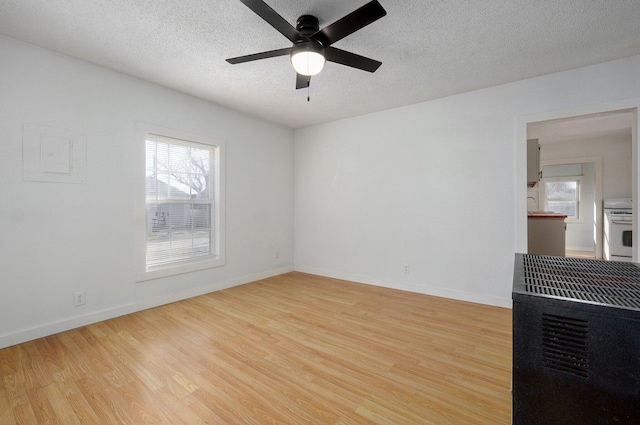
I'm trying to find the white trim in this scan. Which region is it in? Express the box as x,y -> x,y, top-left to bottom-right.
294,266 -> 513,309
0,267 -> 294,349
633,108 -> 639,262
135,122 -> 226,281
139,256 -> 225,282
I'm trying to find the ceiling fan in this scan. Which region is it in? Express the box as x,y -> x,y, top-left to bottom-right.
226,0 -> 387,91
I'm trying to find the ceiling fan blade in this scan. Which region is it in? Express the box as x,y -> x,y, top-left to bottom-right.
226,47 -> 291,64
239,0 -> 300,43
324,47 -> 382,72
296,73 -> 310,90
314,0 -> 386,46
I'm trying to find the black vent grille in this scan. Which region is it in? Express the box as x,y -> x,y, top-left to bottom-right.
523,255 -> 640,309
541,313 -> 589,377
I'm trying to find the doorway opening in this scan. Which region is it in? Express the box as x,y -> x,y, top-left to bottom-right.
526,109 -> 634,259
541,160 -> 599,259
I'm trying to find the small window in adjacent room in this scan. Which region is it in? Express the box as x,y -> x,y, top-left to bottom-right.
137,127 -> 224,281
545,178 -> 580,219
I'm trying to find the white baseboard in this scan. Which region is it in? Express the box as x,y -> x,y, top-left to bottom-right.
0,266 -> 294,349
294,266 -> 513,309
566,246 -> 595,252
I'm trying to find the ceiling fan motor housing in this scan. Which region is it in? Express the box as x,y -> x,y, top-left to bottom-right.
296,15 -> 320,38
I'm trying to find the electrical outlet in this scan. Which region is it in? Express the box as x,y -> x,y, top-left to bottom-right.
74,291 -> 86,307
274,248 -> 280,258
403,264 -> 411,274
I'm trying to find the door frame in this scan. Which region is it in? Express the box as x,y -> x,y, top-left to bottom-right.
540,157 -> 603,258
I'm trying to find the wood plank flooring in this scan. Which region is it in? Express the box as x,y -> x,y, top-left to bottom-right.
0,272 -> 512,424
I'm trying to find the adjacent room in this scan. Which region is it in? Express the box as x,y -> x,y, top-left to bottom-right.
526,110 -> 634,259
2,1 -> 640,424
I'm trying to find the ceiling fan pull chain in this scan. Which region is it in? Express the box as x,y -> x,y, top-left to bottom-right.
307,77 -> 311,101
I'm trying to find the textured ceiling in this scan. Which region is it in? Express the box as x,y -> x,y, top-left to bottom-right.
1,0 -> 640,128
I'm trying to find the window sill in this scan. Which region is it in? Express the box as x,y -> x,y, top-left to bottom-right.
136,256 -> 225,282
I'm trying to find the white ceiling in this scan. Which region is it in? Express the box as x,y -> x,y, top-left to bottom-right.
1,0 -> 640,129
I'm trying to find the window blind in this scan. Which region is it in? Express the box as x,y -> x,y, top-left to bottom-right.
145,135 -> 215,268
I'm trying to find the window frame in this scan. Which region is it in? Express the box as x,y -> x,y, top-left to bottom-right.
135,123 -> 225,282
543,176 -> 581,222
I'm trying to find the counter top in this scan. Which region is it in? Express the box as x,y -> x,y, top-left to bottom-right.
527,212 -> 568,219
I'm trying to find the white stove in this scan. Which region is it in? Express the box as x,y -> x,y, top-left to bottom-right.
603,198 -> 633,262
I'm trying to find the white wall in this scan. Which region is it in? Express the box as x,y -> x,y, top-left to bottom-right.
294,55 -> 640,307
540,136 -> 632,199
0,35 -> 294,348
568,163 -> 596,251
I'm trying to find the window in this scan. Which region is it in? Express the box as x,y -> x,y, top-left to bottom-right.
137,125 -> 224,281
545,178 -> 580,219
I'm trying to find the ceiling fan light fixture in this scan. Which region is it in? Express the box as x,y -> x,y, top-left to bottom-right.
291,41 -> 325,76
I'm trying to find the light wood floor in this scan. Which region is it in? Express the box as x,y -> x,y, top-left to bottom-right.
0,272 -> 512,424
